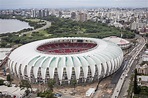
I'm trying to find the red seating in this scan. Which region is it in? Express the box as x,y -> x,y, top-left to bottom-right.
37,42 -> 97,54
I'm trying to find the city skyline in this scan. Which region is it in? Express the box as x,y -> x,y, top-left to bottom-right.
0,0 -> 147,9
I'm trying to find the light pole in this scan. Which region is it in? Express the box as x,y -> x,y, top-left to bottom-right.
95,77 -> 102,92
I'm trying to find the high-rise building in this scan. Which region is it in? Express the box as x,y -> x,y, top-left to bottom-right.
30,9 -> 36,17
38,9 -> 46,17
77,12 -> 87,22
71,12 -> 76,19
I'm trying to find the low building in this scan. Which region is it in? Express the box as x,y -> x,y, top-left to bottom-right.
86,88 -> 95,97
142,55 -> 148,61
145,50 -> 148,55
109,21 -> 123,28
0,48 -> 12,63
137,76 -> 148,86
131,22 -> 147,30
142,50 -> 148,61
0,85 -> 26,98
138,27 -> 148,35
137,64 -> 148,75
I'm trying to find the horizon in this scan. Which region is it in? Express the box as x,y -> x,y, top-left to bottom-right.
0,6 -> 148,10
0,0 -> 148,9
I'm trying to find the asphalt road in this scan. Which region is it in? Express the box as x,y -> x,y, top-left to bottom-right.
111,60 -> 128,84
111,35 -> 141,85
118,36 -> 147,98
111,35 -> 147,98
21,20 -> 51,35
118,60 -> 138,98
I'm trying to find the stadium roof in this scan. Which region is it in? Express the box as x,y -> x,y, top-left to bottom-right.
9,37 -> 123,80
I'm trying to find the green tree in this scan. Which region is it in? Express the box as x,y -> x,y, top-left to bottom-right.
25,89 -> 30,96
6,74 -> 13,85
0,79 -> 4,85
47,79 -> 55,92
146,33 -> 148,37
0,41 -> 7,47
146,43 -> 148,49
37,90 -> 55,98
133,69 -> 139,94
72,79 -> 77,90
20,80 -> 32,92
45,90 -> 55,98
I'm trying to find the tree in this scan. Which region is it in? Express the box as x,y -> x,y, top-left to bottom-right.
0,41 -> 7,47
0,79 -> 4,85
131,39 -> 137,46
146,33 -> 148,37
37,90 -> 55,98
47,79 -> 55,92
146,43 -> 148,49
25,89 -> 30,96
45,90 -> 55,98
133,69 -> 139,94
6,74 -> 13,85
72,79 -> 77,90
20,80 -> 32,92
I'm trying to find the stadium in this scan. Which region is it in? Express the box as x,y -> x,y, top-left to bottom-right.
103,36 -> 131,49
8,37 -> 123,85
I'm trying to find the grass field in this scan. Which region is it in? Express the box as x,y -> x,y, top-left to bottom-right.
38,30 -> 52,37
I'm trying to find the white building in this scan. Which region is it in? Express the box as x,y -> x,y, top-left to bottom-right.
86,88 -> 95,97
142,50 -> 148,61
103,36 -> 131,49
137,64 -> 148,75
137,76 -> 148,86
142,55 -> 148,61
0,85 -> 26,98
131,22 -> 147,30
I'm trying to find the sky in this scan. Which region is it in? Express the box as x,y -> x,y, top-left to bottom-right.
0,0 -> 147,9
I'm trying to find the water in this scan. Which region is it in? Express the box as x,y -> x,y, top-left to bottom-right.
0,19 -> 33,34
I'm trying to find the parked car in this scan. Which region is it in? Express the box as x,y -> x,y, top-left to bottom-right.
54,93 -> 62,97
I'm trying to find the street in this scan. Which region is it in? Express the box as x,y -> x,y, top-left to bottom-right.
21,20 -> 51,35
111,35 -> 147,98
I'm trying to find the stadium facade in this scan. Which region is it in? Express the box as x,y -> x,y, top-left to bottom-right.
8,37 -> 123,84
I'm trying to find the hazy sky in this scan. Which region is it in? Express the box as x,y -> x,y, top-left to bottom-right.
0,0 -> 147,9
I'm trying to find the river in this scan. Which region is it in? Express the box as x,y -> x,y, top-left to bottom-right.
0,19 -> 33,34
